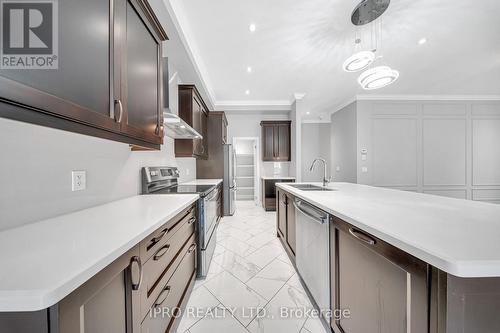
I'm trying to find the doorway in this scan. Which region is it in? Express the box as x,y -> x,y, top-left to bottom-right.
233,137 -> 259,204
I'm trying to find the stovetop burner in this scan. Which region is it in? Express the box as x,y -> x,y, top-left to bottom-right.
141,167 -> 216,197
151,184 -> 215,197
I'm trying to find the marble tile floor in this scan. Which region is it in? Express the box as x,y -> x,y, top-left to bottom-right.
175,201 -> 330,333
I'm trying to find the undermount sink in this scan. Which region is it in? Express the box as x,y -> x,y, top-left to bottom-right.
288,184 -> 335,191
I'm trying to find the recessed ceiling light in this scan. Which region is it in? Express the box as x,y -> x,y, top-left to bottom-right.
247,66 -> 252,73
245,90 -> 250,95
249,23 -> 256,32
418,37 -> 427,45
306,112 -> 310,115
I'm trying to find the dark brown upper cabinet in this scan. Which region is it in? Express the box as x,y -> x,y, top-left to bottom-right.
175,85 -> 210,159
0,0 -> 167,150
260,121 -> 291,161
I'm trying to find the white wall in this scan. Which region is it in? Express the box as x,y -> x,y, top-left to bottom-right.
330,102 -> 358,183
356,99 -> 500,203
301,123 -> 331,182
0,62 -> 196,231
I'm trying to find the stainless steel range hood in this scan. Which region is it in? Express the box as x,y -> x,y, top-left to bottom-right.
163,112 -> 202,139
162,57 -> 203,139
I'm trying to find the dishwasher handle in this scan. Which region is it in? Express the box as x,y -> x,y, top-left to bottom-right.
293,199 -> 328,224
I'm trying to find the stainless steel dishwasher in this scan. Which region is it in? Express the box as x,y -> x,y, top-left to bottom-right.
294,198 -> 330,313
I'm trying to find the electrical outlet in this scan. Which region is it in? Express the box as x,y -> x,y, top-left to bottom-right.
72,170 -> 86,191
361,167 -> 368,173
336,166 -> 341,172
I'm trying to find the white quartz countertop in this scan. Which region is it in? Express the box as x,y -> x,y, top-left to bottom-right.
277,182 -> 500,278
182,179 -> 222,186
261,176 -> 296,180
0,194 -> 199,312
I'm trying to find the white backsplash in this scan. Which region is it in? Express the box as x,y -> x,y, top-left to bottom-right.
262,162 -> 290,177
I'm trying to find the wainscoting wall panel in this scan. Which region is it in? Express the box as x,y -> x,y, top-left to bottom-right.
356,100 -> 500,203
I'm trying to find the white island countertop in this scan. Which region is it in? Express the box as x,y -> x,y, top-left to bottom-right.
0,194 -> 198,312
182,179 -> 222,186
277,182 -> 500,278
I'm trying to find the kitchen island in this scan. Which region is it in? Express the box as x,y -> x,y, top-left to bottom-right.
277,182 -> 500,333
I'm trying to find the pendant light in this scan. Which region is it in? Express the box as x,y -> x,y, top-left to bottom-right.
343,50 -> 375,72
343,0 -> 400,90
358,66 -> 399,90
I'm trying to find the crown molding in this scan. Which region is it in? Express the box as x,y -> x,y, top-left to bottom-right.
164,1 -> 217,108
215,100 -> 292,112
356,94 -> 500,101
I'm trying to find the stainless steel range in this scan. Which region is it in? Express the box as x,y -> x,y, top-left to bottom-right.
141,166 -> 219,278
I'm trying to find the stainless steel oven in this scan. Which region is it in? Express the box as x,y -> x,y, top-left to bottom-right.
141,166 -> 219,278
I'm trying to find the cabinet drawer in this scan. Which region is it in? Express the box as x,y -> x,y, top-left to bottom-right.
141,236 -> 197,333
140,233 -> 195,321
140,205 -> 195,262
143,213 -> 195,296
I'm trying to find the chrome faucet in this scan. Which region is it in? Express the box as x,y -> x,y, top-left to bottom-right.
309,158 -> 331,187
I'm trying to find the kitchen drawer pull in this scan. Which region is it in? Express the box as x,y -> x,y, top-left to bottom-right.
188,244 -> 196,254
147,229 -> 168,250
154,286 -> 171,308
349,228 -> 376,245
130,256 -> 143,290
188,217 -> 196,225
153,244 -> 170,261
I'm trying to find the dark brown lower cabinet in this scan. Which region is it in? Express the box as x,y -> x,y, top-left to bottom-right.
58,245 -> 141,333
0,203 -> 197,333
330,216 -> 429,333
285,196 -> 296,256
277,190 -> 287,238
276,189 -> 296,261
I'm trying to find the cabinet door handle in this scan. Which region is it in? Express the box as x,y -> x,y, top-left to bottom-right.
114,99 -> 123,123
130,256 -> 143,291
153,244 -> 170,261
349,228 -> 376,245
188,217 -> 196,225
154,286 -> 171,308
188,244 -> 196,254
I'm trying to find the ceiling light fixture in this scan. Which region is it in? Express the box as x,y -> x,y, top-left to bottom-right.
358,66 -> 399,90
306,112 -> 310,115
418,37 -> 427,45
249,23 -> 256,32
247,66 -> 252,73
245,90 -> 250,95
343,50 -> 375,72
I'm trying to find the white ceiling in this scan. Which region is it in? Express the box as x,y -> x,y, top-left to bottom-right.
165,0 -> 500,120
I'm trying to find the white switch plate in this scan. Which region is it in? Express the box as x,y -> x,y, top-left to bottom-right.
186,169 -> 190,176
336,166 -> 341,172
72,171 -> 86,191
361,167 -> 368,173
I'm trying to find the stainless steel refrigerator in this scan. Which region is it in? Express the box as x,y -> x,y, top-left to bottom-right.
223,144 -> 236,215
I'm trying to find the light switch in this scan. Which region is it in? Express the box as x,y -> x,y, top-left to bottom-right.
336,166 -> 341,172
361,167 -> 368,173
361,155 -> 367,161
